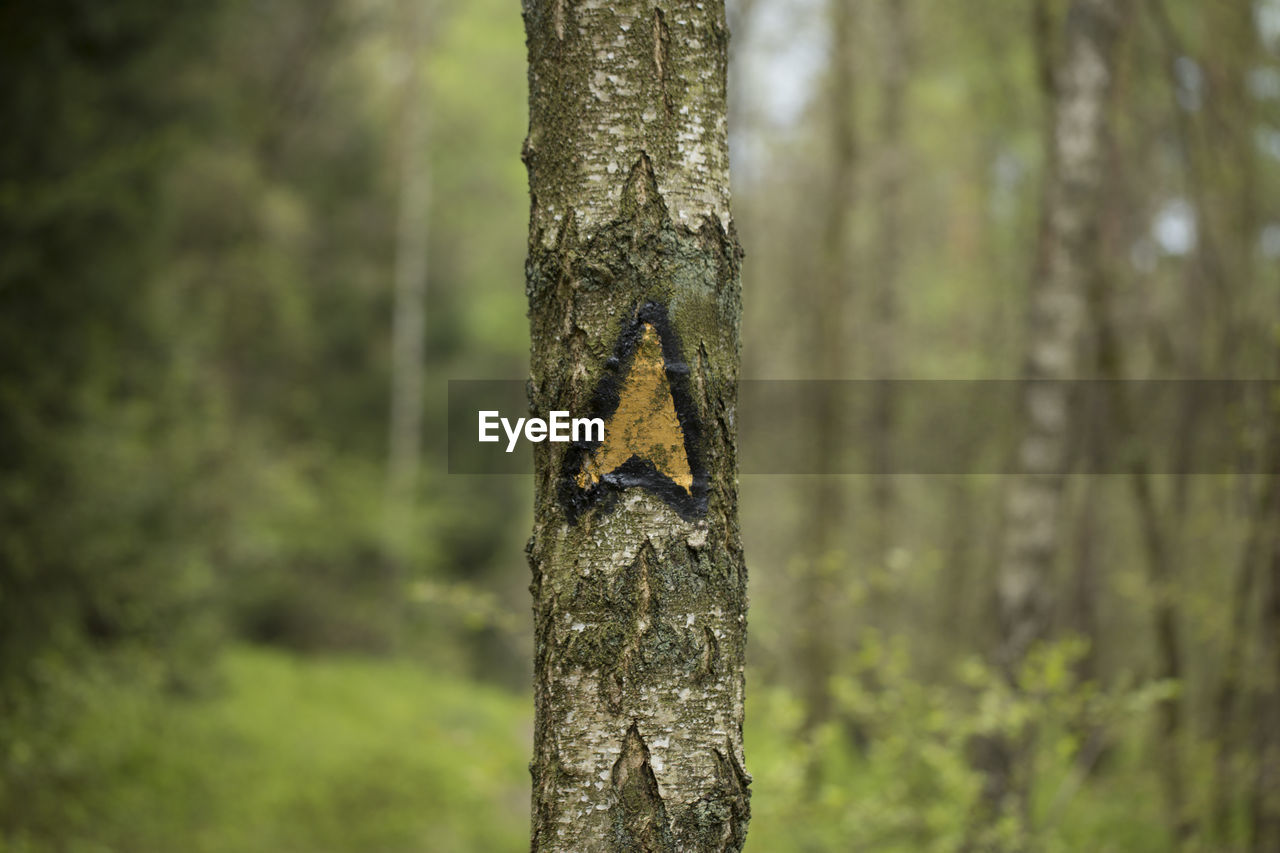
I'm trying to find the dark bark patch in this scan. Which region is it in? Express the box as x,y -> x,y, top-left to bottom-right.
611,723 -> 675,852
530,727 -> 570,852
608,542 -> 656,711
671,741 -> 751,852
652,8 -> 672,116
695,624 -> 718,682
618,152 -> 667,233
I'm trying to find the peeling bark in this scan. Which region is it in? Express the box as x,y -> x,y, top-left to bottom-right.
522,2 -> 748,850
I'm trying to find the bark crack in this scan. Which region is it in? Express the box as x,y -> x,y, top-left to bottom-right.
553,0 -> 566,41
653,7 -> 672,115
620,151 -> 663,218
611,722 -> 674,852
607,541 -> 657,711
696,624 -> 718,682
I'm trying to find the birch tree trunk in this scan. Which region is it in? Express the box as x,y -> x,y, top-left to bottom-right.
988,0 -> 1123,837
521,2 -> 749,850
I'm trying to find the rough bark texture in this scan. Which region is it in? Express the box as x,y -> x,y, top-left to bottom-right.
522,2 -> 748,851
987,0 -> 1123,838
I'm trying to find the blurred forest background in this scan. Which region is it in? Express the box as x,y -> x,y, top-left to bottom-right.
3,0 -> 1280,850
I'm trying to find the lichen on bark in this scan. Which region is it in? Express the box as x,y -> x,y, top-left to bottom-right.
522,1 -> 748,850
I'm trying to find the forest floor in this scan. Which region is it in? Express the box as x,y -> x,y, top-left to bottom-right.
9,648 -> 530,852
7,646 -> 1173,852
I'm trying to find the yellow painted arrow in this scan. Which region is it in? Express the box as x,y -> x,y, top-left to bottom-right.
576,323 -> 693,493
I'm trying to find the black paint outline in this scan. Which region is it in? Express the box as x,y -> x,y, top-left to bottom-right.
560,302 -> 708,521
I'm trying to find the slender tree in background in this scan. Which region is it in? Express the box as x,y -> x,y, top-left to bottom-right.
1090,189 -> 1193,846
1187,4 -> 1273,843
1220,393 -> 1280,850
385,0 -> 432,634
869,0 -> 908,564
1256,431 -> 1280,849
1094,2 -> 1270,841
988,0 -> 1124,839
387,0 -> 431,516
521,1 -> 749,850
797,0 -> 858,738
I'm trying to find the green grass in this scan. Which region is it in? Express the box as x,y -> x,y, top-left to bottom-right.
6,647 -> 530,853
3,646 -> 1185,852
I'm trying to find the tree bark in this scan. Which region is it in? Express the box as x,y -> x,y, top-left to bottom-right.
987,0 -> 1123,839
522,3 -> 749,851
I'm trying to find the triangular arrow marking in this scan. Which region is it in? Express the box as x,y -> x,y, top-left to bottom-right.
576,323 -> 693,493
560,302 -> 707,520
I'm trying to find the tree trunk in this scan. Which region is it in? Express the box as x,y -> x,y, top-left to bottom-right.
1253,464 -> 1280,850
1247,355 -> 1280,851
797,0 -> 857,739
1089,100 -> 1197,851
987,0 -> 1123,839
869,0 -> 908,566
1219,451 -> 1280,848
385,0 -> 431,639
522,3 -> 749,851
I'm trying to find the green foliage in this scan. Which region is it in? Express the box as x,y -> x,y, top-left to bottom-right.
0,639 -> 1198,853
1,0 -> 532,837
2,647 -> 529,852
745,636 -> 1177,852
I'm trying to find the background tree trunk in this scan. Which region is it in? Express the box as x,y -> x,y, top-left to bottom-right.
987,0 -> 1124,839
1253,459 -> 1280,850
869,0 -> 908,566
384,0 -> 432,641
386,11 -> 430,513
1246,350 -> 1280,850
797,0 -> 857,739
522,2 -> 749,850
